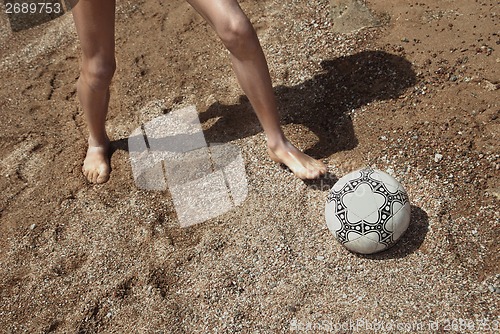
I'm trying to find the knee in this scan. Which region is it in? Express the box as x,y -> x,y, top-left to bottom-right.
81,58 -> 116,91
217,15 -> 256,54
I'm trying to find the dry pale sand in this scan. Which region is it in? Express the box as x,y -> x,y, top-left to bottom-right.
0,0 -> 498,333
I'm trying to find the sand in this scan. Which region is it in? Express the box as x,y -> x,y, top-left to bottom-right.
0,0 -> 498,332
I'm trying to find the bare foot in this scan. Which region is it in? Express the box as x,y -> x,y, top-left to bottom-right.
267,140 -> 327,179
82,138 -> 111,184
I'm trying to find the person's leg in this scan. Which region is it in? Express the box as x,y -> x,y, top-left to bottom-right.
186,0 -> 326,179
71,0 -> 116,183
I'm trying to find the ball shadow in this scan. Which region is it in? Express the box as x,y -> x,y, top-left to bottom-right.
356,205 -> 429,260
303,172 -> 339,191
199,50 -> 417,159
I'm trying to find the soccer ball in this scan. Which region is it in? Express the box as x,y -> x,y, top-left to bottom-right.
325,167 -> 411,254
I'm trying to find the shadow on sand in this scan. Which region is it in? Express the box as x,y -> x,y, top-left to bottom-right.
198,50 -> 416,158
355,205 -> 430,259
113,50 -> 417,161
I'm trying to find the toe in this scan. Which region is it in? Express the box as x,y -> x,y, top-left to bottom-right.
309,169 -> 321,179
96,170 -> 110,184
91,170 -> 99,184
300,167 -> 317,180
319,166 -> 327,176
82,168 -> 91,182
315,161 -> 327,176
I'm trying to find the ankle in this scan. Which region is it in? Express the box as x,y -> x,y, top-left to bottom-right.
88,135 -> 110,148
265,134 -> 288,151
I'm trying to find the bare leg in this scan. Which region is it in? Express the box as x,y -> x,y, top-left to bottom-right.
186,0 -> 327,179
71,0 -> 116,183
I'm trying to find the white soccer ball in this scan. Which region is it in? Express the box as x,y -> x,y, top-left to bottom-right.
325,167 -> 411,254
